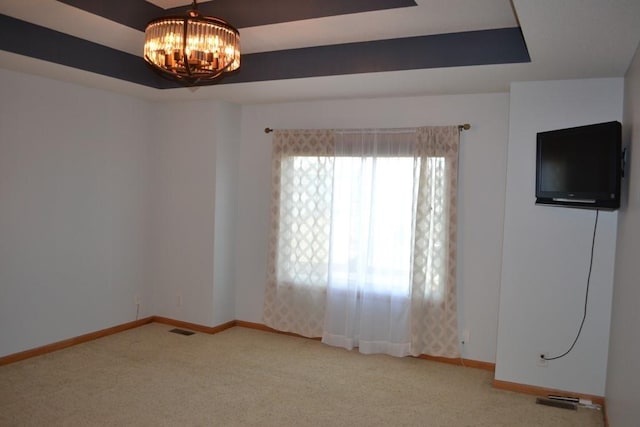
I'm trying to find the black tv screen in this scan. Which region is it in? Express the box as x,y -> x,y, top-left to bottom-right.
536,121 -> 621,210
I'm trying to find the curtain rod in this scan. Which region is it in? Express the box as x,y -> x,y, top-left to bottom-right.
264,124 -> 471,134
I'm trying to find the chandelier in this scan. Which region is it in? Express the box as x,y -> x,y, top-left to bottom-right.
143,0 -> 240,86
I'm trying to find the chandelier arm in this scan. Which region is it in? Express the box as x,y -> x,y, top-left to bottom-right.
182,18 -> 193,78
145,54 -> 234,86
206,58 -> 237,77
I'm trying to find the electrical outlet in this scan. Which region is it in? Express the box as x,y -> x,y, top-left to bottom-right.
177,293 -> 182,307
537,353 -> 548,367
461,329 -> 470,345
134,294 -> 141,305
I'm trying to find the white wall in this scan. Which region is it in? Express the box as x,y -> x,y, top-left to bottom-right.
606,45 -> 640,425
0,69 -> 152,356
212,102 -> 240,325
0,67 -> 241,356
149,100 -> 239,327
496,78 -> 623,396
236,93 -> 510,363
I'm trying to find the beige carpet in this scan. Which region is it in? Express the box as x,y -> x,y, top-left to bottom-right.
0,323 -> 603,426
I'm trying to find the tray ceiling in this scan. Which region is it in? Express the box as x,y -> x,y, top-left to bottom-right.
1,1 -> 639,104
0,0 -> 528,90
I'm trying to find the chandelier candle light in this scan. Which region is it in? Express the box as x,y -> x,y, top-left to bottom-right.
143,0 -> 240,85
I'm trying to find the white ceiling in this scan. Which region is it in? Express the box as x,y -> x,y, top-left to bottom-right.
1,0 -> 640,104
145,0 -> 195,10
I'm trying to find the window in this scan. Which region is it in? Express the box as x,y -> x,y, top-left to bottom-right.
264,127 -> 460,358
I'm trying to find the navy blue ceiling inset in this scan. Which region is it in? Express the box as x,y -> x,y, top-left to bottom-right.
221,28 -> 530,85
57,0 -> 419,30
0,0 -> 530,89
0,14 -> 177,88
0,14 -> 530,89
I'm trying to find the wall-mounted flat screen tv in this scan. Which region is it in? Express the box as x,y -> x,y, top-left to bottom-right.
536,121 -> 621,210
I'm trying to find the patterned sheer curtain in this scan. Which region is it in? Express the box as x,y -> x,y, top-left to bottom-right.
263,127 -> 459,358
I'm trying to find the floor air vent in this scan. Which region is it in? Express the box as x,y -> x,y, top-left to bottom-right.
535,397 -> 577,410
169,328 -> 195,336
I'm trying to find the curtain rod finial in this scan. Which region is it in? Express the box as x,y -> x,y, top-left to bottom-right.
265,127 -> 274,134
458,123 -> 471,131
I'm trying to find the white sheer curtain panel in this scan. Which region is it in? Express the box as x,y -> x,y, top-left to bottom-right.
322,130 -> 418,356
263,126 -> 460,358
